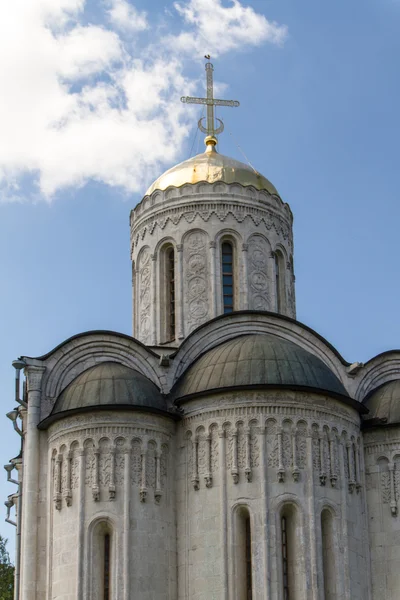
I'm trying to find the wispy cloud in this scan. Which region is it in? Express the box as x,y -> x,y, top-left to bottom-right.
0,0 -> 287,201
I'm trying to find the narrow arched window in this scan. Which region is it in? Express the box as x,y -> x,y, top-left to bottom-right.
321,509 -> 337,600
281,516 -> 289,599
90,520 -> 113,599
245,515 -> 252,599
234,506 -> 252,600
280,505 -> 303,599
275,250 -> 285,313
104,533 -> 110,600
222,242 -> 234,313
167,247 -> 175,341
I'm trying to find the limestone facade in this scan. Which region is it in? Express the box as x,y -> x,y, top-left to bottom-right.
6,143 -> 400,600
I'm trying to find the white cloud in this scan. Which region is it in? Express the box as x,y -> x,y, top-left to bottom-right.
107,0 -> 148,32
173,0 -> 288,55
0,0 -> 287,201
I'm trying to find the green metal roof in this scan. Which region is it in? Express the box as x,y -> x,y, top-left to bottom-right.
174,333 -> 348,400
43,362 -> 168,425
364,379 -> 400,426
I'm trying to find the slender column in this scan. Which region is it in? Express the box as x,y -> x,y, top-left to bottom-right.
140,450 -> 148,502
123,448 -> 131,600
319,435 -> 327,486
241,243 -> 249,309
135,264 -> 140,338
329,434 -> 338,487
132,265 -> 136,337
109,448 -> 116,500
355,445 -> 362,492
65,451 -> 72,506
205,435 -> 212,488
260,428 -> 270,600
292,429 -> 299,481
54,454 -> 62,510
46,453 -> 53,600
21,364 -> 45,600
77,449 -> 85,600
155,451 -> 162,503
388,463 -> 397,516
340,440 -> 351,600
92,448 -> 100,501
151,253 -> 157,345
219,431 -> 228,600
245,427 -> 252,482
192,438 -> 199,490
231,428 -> 239,483
209,241 -> 217,317
277,429 -> 285,482
176,244 -> 184,339
306,430 -> 318,600
347,442 -> 356,493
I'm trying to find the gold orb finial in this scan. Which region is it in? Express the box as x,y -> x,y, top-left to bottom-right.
205,135 -> 218,152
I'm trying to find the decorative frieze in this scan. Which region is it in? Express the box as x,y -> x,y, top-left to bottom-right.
183,410 -> 361,494
50,427 -> 171,507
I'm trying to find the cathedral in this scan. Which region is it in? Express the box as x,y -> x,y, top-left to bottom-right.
5,62 -> 400,600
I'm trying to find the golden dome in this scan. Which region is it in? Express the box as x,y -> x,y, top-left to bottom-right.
145,138 -> 279,197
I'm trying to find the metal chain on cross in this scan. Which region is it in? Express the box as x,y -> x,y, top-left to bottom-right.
181,59 -> 240,143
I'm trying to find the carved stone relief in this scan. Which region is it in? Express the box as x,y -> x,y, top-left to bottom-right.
247,236 -> 272,311
138,248 -> 151,344
184,231 -> 209,333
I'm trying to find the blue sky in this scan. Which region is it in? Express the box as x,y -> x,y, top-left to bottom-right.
1,0 -> 399,556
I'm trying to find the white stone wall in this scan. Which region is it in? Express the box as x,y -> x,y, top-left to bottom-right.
177,390 -> 369,600
130,182 -> 295,345
39,411 -> 176,600
364,426 -> 400,600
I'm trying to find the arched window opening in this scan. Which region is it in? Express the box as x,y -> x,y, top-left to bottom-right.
245,515 -> 252,599
282,516 -> 289,600
274,250 -> 286,314
104,533 -> 110,600
167,247 -> 175,341
160,245 -> 176,343
321,509 -> 337,600
280,505 -> 303,600
91,520 -> 113,600
222,242 -> 234,313
234,506 -> 252,600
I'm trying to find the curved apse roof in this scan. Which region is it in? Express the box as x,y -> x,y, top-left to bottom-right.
363,379 -> 400,426
40,362 -> 171,428
173,333 -> 350,402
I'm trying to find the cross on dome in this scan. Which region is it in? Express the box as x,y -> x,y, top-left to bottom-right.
181,60 -> 240,145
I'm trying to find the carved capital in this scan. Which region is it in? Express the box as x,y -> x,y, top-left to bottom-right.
192,477 -> 200,491
231,470 -> 239,484
155,489 -> 163,504
242,243 -> 248,252
277,468 -> 285,483
245,468 -> 252,483
140,487 -> 147,503
292,468 -> 300,483
25,365 -> 46,393
205,474 -> 213,488
176,244 -> 183,253
209,241 -> 216,249
151,253 -> 157,262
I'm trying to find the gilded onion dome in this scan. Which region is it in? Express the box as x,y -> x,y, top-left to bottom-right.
145,138 -> 279,197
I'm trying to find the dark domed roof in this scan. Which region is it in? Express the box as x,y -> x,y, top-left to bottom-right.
174,334 -> 348,400
40,362 -> 169,427
364,380 -> 400,426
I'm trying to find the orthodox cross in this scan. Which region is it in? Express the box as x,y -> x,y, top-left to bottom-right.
181,61 -> 240,138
